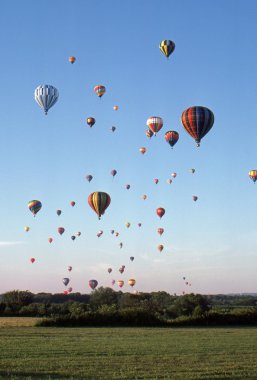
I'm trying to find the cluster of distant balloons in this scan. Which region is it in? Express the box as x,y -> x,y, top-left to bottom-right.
26,39 -> 247,295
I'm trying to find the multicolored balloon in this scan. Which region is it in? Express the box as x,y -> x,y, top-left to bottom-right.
94,85 -> 106,98
28,200 -> 42,217
117,280 -> 124,288
154,179 -> 159,184
88,191 -> 111,219
192,195 -> 198,202
70,201 -> 75,207
146,129 -> 153,138
24,226 -> 30,232
111,169 -> 117,177
165,131 -> 179,148
113,105 -> 118,111
181,106 -> 214,147
67,266 -> 72,272
147,116 -> 163,135
249,170 -> 257,183
159,39 -> 175,58
34,85 -> 59,115
69,56 -> 76,64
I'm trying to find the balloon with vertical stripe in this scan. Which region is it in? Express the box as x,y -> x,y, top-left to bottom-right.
88,191 -> 111,219
181,106 -> 214,147
28,200 -> 42,216
159,40 -> 175,58
34,85 -> 59,115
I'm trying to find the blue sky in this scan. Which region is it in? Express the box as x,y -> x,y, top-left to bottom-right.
0,0 -> 257,294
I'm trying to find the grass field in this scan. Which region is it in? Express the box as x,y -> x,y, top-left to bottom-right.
0,323 -> 257,379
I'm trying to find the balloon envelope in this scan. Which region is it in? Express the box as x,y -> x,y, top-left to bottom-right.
94,85 -> 106,98
159,39 -> 175,58
165,131 -> 179,148
34,85 -> 59,115
58,227 -> 65,235
88,191 -> 111,219
62,278 -> 70,286
87,117 -> 95,127
156,208 -> 165,218
28,200 -> 42,216
89,279 -> 98,290
181,106 -> 214,146
249,170 -> 257,183
147,116 -> 163,135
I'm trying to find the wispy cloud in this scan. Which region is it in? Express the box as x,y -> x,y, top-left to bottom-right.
0,241 -> 25,247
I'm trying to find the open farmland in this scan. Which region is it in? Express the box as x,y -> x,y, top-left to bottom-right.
0,326 -> 257,379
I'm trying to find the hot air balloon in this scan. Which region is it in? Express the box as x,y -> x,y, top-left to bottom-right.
86,175 -> 93,182
67,266 -> 72,272
249,170 -> 257,183
58,227 -> 65,235
113,105 -> 118,111
94,85 -> 106,98
97,230 -> 103,238
111,169 -> 117,178
34,85 -> 59,115
154,179 -> 159,184
110,230 -> 114,234
88,191 -> 111,219
71,235 -> 76,241
28,200 -> 42,217
122,265 -> 125,269
87,117 -> 95,127
146,129 -> 153,138
89,279 -> 98,290
186,282 -> 189,285
189,168 -> 196,174
157,244 -> 164,252
171,172 -> 177,178
75,231 -> 81,237
138,223 -> 142,227
128,279 -> 136,287
30,258 -> 35,263
68,287 -> 73,293
111,279 -> 115,286
126,222 -> 131,228
139,147 -> 146,154
62,278 -> 70,286
156,208 -> 165,218
70,201 -> 75,207
117,280 -> 124,288
130,256 -> 134,262
48,237 -> 53,244
147,116 -> 163,135
119,242 -> 123,249
183,277 -> 186,280
115,232 -> 119,237
157,228 -> 164,236
192,196 -> 198,202
56,209 -> 62,216
126,184 -> 130,190
108,268 -> 112,274
24,226 -> 30,232
167,179 -> 172,184
111,126 -> 116,132
119,267 -> 124,274
165,131 -> 179,148
159,39 -> 175,58
181,106 -> 214,147
142,194 -> 147,200
69,56 -> 76,64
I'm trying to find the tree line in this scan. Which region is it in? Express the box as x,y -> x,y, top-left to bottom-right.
1,288 -> 257,327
